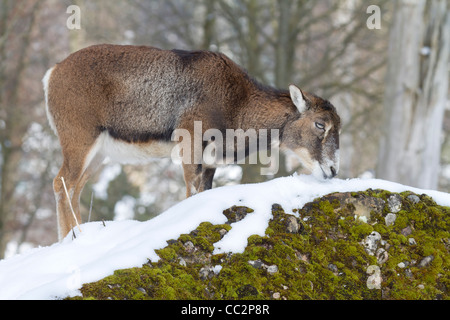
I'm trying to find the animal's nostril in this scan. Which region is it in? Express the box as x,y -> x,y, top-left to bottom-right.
330,166 -> 337,177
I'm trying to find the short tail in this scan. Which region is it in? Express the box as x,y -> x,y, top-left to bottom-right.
42,67 -> 58,136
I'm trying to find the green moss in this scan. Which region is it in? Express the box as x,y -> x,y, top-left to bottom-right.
318,200 -> 336,215
155,247 -> 177,261
350,223 -> 374,240
68,190 -> 450,300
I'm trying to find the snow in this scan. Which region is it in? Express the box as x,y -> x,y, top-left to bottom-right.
0,174 -> 449,300
92,163 -> 121,200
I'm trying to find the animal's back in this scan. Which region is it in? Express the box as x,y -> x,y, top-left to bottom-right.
47,44 -> 250,143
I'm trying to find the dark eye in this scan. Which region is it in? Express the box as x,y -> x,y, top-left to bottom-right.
315,122 -> 325,130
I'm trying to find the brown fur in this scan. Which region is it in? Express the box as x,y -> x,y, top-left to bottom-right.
43,44 -> 340,240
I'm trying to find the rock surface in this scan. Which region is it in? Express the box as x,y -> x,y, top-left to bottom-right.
71,189 -> 450,300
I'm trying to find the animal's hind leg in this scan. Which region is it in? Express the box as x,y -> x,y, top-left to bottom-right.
72,152 -> 105,223
53,134 -> 102,240
54,159 -> 83,240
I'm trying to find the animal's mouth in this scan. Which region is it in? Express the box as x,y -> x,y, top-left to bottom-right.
314,163 -> 338,180
292,147 -> 339,180
320,165 -> 337,179
318,151 -> 339,180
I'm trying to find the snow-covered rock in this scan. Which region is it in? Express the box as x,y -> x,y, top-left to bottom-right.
0,174 -> 449,300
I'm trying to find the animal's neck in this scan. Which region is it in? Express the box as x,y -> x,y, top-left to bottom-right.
234,83 -> 295,131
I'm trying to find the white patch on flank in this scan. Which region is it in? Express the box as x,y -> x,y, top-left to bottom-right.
84,131 -> 176,171
42,67 -> 57,136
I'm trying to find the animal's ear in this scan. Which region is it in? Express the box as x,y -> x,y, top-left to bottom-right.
289,84 -> 307,114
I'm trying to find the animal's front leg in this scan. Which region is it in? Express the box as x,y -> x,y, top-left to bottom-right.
182,163 -> 203,197
199,167 -> 216,192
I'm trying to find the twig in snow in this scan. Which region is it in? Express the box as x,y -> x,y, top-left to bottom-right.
88,190 -> 94,222
60,176 -> 82,233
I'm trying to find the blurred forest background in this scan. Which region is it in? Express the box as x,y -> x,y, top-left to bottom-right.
0,0 -> 449,259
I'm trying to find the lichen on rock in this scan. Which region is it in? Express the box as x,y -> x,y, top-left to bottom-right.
70,189 -> 450,300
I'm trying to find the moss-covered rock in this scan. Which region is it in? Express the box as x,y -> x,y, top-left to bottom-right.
69,189 -> 450,300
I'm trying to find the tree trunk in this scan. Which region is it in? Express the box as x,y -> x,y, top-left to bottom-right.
274,0 -> 291,89
0,0 -> 42,258
201,0 -> 215,50
377,0 -> 450,189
